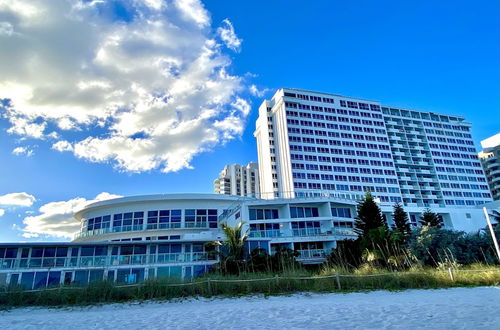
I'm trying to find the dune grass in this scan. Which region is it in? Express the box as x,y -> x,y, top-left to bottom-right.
1,264 -> 499,308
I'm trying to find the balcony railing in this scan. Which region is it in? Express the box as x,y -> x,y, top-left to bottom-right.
0,252 -> 211,270
75,222 -> 213,239
296,249 -> 327,259
249,228 -> 356,239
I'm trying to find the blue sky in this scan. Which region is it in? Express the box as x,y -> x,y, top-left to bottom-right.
0,0 -> 498,242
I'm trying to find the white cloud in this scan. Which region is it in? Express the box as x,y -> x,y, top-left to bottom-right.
22,192 -> 122,239
0,0 -> 249,173
217,19 -> 242,52
12,146 -> 34,157
0,209 -> 5,217
52,140 -> 73,152
0,192 -> 36,207
249,84 -> 271,98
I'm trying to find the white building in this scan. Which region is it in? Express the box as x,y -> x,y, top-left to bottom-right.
478,133 -> 500,200
213,162 -> 260,197
255,88 -> 492,226
0,192 -> 487,289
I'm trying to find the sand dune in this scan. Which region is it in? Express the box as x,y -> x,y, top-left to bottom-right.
1,287 -> 499,329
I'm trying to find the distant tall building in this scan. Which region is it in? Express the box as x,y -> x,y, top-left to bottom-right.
255,88 -> 492,213
479,133 -> 500,200
214,162 -> 260,197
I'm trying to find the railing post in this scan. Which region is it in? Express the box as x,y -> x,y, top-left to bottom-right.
336,272 -> 341,290
207,278 -> 212,296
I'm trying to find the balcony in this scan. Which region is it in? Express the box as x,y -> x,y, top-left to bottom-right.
0,252 -> 212,270
249,227 -> 356,240
249,230 -> 282,238
296,249 -> 328,261
75,222 -> 214,240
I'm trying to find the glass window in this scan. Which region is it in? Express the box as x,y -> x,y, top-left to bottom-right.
5,248 -> 18,258
80,247 -> 94,257
44,247 -> 56,258
89,270 -> 104,283
31,248 -> 44,258
47,271 -> 61,287
20,272 -> 35,289
74,270 -> 89,286
34,272 -> 48,289
134,245 -> 146,255
56,247 -> 68,257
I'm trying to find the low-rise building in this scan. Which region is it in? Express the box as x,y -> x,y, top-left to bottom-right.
0,193 -> 488,289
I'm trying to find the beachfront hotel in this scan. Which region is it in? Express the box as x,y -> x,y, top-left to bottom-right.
0,193 -> 359,289
0,88 -> 494,290
255,88 -> 492,225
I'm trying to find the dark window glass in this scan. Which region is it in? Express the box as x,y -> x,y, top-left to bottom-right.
94,246 -> 107,256
120,245 -> 134,255
171,244 -> 182,253
134,245 -> 146,255
44,247 -> 56,258
80,247 -> 94,257
5,248 -> 18,258
31,248 -> 44,258
21,248 -> 30,258
56,247 -> 68,257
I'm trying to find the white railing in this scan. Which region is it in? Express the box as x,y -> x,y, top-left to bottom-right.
0,253 -> 212,270
296,249 -> 328,259
248,228 -> 356,239
250,191 -> 364,202
75,222 -> 213,239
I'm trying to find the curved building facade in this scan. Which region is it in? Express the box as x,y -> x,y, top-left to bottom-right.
0,192 -> 488,290
0,193 -> 360,290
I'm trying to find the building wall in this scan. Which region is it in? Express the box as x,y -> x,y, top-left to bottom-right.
214,162 -> 260,197
479,133 -> 500,200
255,88 -> 492,216
0,193 -> 491,288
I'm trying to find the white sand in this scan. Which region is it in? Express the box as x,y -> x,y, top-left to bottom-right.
1,287 -> 499,329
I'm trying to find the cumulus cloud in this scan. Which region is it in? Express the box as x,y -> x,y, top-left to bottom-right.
217,19 -> 242,52
0,192 -> 36,207
12,146 -> 34,157
0,209 -> 5,217
0,0 -> 250,173
22,192 -> 122,239
52,140 -> 73,152
249,84 -> 271,98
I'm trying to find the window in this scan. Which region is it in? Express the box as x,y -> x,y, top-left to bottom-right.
185,209 -> 218,228
249,209 -> 279,220
290,206 -> 319,218
331,208 -> 352,218
147,209 -> 182,229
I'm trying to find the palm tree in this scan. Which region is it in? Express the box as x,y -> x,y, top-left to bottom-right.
221,221 -> 249,262
211,221 -> 249,274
